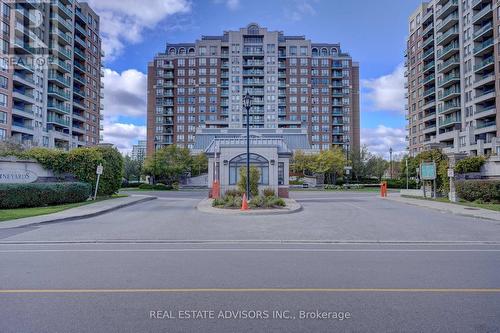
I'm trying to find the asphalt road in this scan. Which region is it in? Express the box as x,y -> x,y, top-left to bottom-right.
0,191 -> 499,332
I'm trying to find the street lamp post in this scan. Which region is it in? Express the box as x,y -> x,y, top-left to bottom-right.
243,92 -> 253,200
389,147 -> 393,179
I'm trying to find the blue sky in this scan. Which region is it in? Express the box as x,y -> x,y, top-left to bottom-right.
89,0 -> 423,156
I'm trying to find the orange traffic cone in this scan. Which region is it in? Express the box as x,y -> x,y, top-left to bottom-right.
241,193 -> 249,211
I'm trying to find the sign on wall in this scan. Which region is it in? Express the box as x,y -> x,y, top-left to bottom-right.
0,169 -> 38,184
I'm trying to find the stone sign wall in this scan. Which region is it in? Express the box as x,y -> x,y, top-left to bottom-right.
0,158 -> 61,184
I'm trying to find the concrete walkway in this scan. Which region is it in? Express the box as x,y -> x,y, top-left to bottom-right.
386,194 -> 500,222
0,195 -> 157,229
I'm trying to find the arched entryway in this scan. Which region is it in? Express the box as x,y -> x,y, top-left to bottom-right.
229,153 -> 269,186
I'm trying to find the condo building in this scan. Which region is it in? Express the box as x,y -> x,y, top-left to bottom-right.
405,0 -> 500,157
147,23 -> 360,156
131,140 -> 146,162
0,0 -> 104,150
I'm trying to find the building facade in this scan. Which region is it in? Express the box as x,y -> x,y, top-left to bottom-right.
131,140 -> 146,162
0,0 -> 104,150
406,0 -> 500,157
147,23 -> 360,156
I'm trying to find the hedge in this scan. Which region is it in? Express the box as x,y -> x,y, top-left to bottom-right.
0,182 -> 91,209
1,146 -> 123,196
455,180 -> 500,203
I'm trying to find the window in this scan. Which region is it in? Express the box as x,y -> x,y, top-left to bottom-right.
229,153 -> 269,185
0,93 -> 6,107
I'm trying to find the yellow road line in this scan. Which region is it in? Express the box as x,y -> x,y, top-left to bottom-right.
1,288 -> 500,294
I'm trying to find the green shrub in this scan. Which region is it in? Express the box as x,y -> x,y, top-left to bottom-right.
249,195 -> 286,209
238,166 -> 260,197
0,182 -> 91,209
138,183 -> 173,191
224,189 -> 243,197
324,184 -> 344,190
138,183 -> 154,190
455,156 -> 486,174
5,147 -> 124,196
455,180 -> 500,203
121,181 -> 142,188
262,188 -> 275,197
93,146 -> 123,196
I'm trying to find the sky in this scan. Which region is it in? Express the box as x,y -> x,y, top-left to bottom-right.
90,0 -> 424,157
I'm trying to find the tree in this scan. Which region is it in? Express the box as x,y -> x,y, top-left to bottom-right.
310,146 -> 347,184
143,145 -> 192,185
349,145 -> 370,181
191,153 -> 208,177
123,155 -> 142,182
291,150 -> 314,176
366,155 -> 389,181
238,166 -> 260,197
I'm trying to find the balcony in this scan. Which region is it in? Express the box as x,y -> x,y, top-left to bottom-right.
439,115 -> 461,127
422,47 -> 435,61
439,87 -> 460,101
50,28 -> 72,45
476,120 -> 496,130
51,0 -> 73,19
51,44 -> 72,60
423,61 -> 435,73
50,14 -> 72,32
474,56 -> 494,73
12,105 -> 34,117
48,101 -> 71,114
74,34 -> 86,47
436,0 -> 458,20
472,3 -> 492,25
423,87 -> 436,98
436,13 -> 459,33
48,71 -> 71,87
473,38 -> 494,56
436,26 -> 459,45
437,55 -> 460,73
437,42 -> 459,60
14,38 -> 35,54
13,72 -> 35,87
47,114 -> 70,127
438,73 -> 460,88
48,86 -> 70,101
438,101 -> 461,114
74,47 -> 85,60
75,23 -> 87,36
473,21 -> 493,41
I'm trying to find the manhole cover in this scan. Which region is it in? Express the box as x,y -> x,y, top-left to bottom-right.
464,207 -> 480,211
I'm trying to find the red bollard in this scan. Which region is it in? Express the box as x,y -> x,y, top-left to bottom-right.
212,180 -> 220,199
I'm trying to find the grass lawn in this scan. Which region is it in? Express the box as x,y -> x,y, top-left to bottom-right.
402,195 -> 500,212
0,194 -> 128,222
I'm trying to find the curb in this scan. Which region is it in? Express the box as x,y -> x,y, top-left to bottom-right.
6,196 -> 157,229
196,198 -> 303,216
383,197 -> 500,222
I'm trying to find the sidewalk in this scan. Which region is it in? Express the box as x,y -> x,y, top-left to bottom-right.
0,195 -> 157,229
385,194 -> 500,222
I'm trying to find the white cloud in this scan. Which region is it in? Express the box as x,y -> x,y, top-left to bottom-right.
102,123 -> 147,155
86,0 -> 191,60
102,68 -> 147,120
101,68 -> 147,154
362,64 -> 406,114
213,0 -> 240,10
284,0 -> 318,22
362,125 -> 407,159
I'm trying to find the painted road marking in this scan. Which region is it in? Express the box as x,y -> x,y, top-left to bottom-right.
1,288 -> 500,294
1,248 -> 500,253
